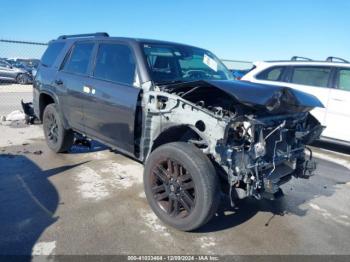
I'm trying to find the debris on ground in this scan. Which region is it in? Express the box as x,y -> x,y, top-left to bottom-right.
4,110 -> 25,122
0,101 -> 40,126
33,150 -> 43,155
74,135 -> 92,148
21,100 -> 40,124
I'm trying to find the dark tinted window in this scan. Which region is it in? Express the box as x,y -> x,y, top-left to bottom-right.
291,67 -> 331,87
63,42 -> 94,75
93,43 -> 136,85
256,67 -> 284,81
41,42 -> 65,67
338,69 -> 350,91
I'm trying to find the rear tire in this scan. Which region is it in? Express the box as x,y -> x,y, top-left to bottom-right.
144,142 -> 220,231
43,104 -> 74,153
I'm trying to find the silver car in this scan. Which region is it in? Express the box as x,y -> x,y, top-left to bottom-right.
0,59 -> 32,84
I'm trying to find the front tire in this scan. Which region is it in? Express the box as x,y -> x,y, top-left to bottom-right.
43,104 -> 74,153
144,142 -> 220,231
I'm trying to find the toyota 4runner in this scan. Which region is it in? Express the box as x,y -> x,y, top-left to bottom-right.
34,33 -> 324,231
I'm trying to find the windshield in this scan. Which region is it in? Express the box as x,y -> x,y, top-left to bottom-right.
142,43 -> 233,84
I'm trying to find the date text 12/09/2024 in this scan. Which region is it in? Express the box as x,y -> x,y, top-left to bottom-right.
127,255 -> 220,261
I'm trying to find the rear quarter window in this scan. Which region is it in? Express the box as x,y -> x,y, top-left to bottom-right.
62,42 -> 94,75
41,42 -> 65,67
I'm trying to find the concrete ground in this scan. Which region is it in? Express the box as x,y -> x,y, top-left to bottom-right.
0,86 -> 350,256
0,83 -> 32,116
0,120 -> 349,256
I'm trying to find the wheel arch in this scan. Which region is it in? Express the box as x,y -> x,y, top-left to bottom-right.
147,124 -> 209,159
39,91 -> 69,128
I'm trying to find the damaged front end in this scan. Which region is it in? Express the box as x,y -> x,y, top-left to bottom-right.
142,80 -> 324,203
216,112 -> 322,201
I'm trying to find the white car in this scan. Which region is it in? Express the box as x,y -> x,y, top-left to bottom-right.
242,56 -> 350,144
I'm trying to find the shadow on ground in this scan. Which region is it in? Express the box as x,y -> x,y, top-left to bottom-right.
69,140 -> 108,154
197,155 -> 347,233
312,140 -> 350,155
0,153 -> 86,257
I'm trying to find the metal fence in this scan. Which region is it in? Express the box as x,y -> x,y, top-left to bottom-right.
0,39 -> 252,116
0,39 -> 47,116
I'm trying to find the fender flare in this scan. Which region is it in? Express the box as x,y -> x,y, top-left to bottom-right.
144,123 -> 209,161
39,90 -> 70,129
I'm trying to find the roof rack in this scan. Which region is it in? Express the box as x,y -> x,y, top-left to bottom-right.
58,32 -> 109,40
326,56 -> 349,63
291,56 -> 313,61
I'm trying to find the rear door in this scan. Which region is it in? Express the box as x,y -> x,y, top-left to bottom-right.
82,41 -> 141,154
55,41 -> 95,132
286,66 -> 332,127
323,67 -> 350,142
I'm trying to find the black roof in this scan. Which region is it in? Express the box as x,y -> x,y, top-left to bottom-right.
54,32 -> 204,50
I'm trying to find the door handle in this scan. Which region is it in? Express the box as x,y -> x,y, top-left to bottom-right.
83,85 -> 96,94
332,98 -> 344,102
55,79 -> 63,85
83,86 -> 91,94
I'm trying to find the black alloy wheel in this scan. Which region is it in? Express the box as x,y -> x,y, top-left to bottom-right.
151,158 -> 196,218
43,104 -> 74,153
144,142 -> 220,231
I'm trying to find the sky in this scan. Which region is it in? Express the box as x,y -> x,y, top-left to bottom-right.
0,0 -> 349,61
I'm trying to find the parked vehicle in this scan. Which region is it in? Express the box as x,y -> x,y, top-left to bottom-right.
0,59 -> 32,84
6,58 -> 38,77
230,69 -> 251,80
242,56 -> 350,143
34,33 -> 323,231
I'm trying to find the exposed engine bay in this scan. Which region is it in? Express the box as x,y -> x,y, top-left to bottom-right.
141,80 -> 324,203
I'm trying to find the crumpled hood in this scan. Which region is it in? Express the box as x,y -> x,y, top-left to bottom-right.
169,80 -> 324,113
205,80 -> 324,108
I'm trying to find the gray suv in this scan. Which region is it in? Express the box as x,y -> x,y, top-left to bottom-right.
0,59 -> 32,84
34,33 -> 323,231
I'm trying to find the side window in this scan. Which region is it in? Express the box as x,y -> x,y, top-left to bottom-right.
291,67 -> 331,87
337,69 -> 350,91
41,42 -> 65,67
0,61 -> 8,67
256,67 -> 284,81
93,43 -> 137,86
63,42 -> 94,75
